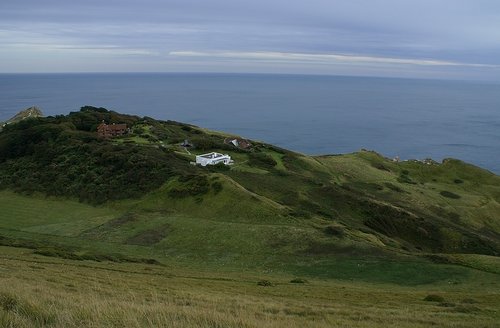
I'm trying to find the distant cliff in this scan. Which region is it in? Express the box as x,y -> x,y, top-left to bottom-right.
1,106 -> 44,129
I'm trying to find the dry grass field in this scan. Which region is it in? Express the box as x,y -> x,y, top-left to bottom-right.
1,246 -> 499,328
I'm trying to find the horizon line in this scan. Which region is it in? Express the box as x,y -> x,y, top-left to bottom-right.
0,71 -> 498,84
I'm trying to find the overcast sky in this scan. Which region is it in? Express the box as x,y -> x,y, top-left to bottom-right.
1,0 -> 499,80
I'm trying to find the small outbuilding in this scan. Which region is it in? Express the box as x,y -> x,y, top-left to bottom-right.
195,152 -> 232,166
224,138 -> 252,150
180,139 -> 193,147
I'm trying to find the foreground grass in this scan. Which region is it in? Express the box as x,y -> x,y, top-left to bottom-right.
1,247 -> 499,328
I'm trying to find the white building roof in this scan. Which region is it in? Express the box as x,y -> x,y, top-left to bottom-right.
197,152 -> 228,159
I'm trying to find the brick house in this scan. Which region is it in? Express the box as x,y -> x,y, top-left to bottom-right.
97,122 -> 128,138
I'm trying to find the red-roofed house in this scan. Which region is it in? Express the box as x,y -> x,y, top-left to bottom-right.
97,122 -> 128,138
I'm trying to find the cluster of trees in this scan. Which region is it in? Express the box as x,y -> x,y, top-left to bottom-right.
0,107 -> 193,204
0,105 -> 269,205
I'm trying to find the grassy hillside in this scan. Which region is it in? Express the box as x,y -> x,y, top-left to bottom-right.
0,106 -> 499,252
0,106 -> 499,259
0,106 -> 499,326
1,247 -> 499,328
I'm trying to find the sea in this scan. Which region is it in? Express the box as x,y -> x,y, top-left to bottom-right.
0,73 -> 499,174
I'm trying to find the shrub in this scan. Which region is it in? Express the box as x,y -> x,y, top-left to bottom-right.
453,179 -> 464,184
168,175 -> 210,198
290,278 -> 307,284
249,152 -> 277,169
140,258 -> 161,265
440,191 -> 461,199
257,280 -> 273,287
454,305 -> 480,313
372,162 -> 390,171
424,294 -> 445,302
34,248 -> 83,261
0,293 -> 18,311
208,162 -> 230,172
190,136 -> 218,150
384,182 -> 404,193
0,292 -> 55,324
460,298 -> 478,304
397,174 -> 416,184
438,302 -> 456,307
212,181 -> 223,194
324,225 -> 345,237
80,105 -> 108,113
133,126 -> 145,135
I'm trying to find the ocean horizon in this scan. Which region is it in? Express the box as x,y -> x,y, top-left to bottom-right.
1,72 -> 499,173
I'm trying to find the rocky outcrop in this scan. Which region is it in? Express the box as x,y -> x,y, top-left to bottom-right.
1,106 -> 44,128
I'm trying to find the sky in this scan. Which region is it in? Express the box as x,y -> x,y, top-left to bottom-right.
1,0 -> 500,80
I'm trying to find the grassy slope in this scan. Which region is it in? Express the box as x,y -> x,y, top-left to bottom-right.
0,108 -> 499,326
0,191 -> 118,236
1,246 -> 499,328
0,159 -> 498,283
0,110 -> 499,271
316,152 -> 500,233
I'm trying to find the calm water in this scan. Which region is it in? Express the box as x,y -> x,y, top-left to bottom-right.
1,73 -> 499,173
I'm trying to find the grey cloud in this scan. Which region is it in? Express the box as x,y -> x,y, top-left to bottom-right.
0,0 -> 499,79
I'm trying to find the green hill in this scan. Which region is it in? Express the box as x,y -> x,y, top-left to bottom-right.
0,106 -> 499,327
0,106 -> 498,260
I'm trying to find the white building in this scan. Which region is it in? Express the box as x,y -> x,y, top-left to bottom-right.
195,152 -> 232,166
